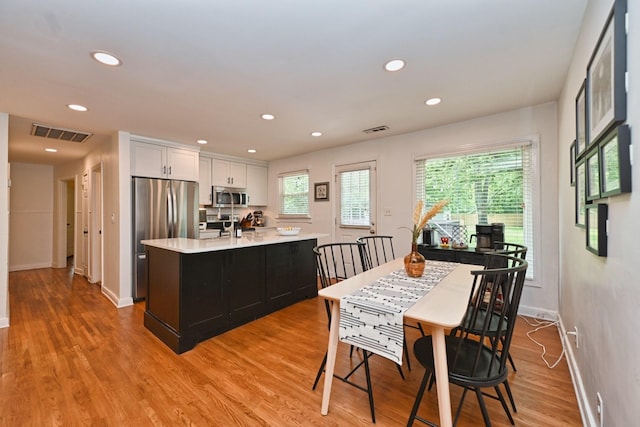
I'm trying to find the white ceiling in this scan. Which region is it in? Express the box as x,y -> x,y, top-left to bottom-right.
1,0 -> 587,165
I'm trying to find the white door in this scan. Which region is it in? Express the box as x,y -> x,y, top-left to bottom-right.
89,166 -> 102,284
334,161 -> 377,243
82,172 -> 89,277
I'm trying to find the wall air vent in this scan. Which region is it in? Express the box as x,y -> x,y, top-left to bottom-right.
362,125 -> 389,134
30,123 -> 92,143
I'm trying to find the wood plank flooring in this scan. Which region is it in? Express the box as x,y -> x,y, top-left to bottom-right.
1,265 -> 582,426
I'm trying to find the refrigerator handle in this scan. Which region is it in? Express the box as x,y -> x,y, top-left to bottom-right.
167,186 -> 174,237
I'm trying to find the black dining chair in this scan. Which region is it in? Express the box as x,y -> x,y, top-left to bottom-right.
312,241 -> 404,423
357,235 -> 422,370
407,253 -> 528,427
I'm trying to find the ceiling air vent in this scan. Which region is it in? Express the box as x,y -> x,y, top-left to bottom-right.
30,123 -> 92,143
362,125 -> 389,134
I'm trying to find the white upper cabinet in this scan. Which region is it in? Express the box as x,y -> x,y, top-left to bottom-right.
246,164 -> 268,206
131,139 -> 199,181
212,158 -> 246,189
199,157 -> 212,205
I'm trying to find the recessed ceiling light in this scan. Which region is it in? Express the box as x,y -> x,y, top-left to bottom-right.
67,104 -> 88,112
196,139 -> 208,145
425,97 -> 442,106
247,149 -> 257,153
45,148 -> 57,153
311,131 -> 322,137
90,51 -> 122,66
261,114 -> 275,120
384,59 -> 405,72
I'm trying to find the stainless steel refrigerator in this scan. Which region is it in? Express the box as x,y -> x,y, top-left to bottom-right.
132,177 -> 198,300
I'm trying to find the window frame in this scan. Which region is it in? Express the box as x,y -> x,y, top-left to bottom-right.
413,136 -> 540,286
277,169 -> 311,219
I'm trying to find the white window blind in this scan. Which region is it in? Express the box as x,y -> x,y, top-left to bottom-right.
416,142 -> 535,279
278,170 -> 309,217
340,168 -> 370,227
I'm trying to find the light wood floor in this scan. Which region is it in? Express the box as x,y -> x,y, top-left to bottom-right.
1,265 -> 582,426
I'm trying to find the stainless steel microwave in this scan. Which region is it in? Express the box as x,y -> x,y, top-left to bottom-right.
212,187 -> 248,208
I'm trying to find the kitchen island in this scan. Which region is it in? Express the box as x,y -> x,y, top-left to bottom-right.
141,232 -> 325,353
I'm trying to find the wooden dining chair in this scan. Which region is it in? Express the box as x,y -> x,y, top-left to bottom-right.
357,235 -> 422,370
407,253 -> 528,426
312,242 -> 403,423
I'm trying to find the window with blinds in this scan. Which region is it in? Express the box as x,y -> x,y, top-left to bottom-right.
278,170 -> 309,217
415,142 -> 535,279
340,168 -> 370,227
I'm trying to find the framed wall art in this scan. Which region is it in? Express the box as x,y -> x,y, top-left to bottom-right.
587,0 -> 627,146
570,140 -> 577,186
314,182 -> 329,201
599,124 -> 631,197
575,158 -> 587,227
586,203 -> 608,256
586,147 -> 601,201
575,79 -> 588,156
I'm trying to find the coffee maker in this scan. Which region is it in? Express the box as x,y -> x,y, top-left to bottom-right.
252,210 -> 265,227
470,223 -> 504,251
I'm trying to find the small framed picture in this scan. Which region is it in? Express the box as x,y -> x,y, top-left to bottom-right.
314,182 -> 329,201
586,203 -> 608,257
575,158 -> 587,228
586,147 -> 600,201
599,124 -> 631,197
575,80 -> 588,156
570,140 -> 577,186
587,0 -> 627,146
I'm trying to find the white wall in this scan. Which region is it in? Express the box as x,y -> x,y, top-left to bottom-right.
0,112 -> 9,327
267,102 -> 560,317
53,132 -> 131,307
557,0 -> 640,425
8,163 -> 54,271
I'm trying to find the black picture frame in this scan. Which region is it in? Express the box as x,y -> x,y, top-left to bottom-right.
599,124 -> 631,197
586,203 -> 608,256
314,182 -> 329,201
575,157 -> 587,228
570,140 -> 577,186
575,79 -> 588,156
586,147 -> 601,201
587,0 -> 627,146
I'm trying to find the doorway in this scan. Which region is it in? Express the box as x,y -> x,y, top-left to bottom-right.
334,160 -> 377,243
54,176 -> 78,270
88,164 -> 102,284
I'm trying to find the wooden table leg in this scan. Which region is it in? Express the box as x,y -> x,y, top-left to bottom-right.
431,326 -> 453,427
321,302 -> 341,415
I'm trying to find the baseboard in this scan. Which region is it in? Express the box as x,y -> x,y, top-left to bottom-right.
517,304 -> 558,321
558,315 -> 595,427
0,317 -> 9,328
101,285 -> 133,308
8,262 -> 52,272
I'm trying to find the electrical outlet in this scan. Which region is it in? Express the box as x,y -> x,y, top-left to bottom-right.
566,326 -> 578,349
597,392 -> 603,426
383,207 -> 392,216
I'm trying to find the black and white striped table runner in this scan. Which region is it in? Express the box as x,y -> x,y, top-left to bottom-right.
339,260 -> 458,364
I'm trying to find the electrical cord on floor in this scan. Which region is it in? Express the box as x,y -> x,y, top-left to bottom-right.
518,315 -> 566,369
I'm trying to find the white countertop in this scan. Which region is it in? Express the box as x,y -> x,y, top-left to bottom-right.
142,232 -> 327,254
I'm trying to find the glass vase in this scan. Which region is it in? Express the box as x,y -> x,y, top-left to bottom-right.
404,243 -> 426,277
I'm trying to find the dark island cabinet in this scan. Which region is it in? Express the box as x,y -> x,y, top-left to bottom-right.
228,245 -> 265,323
144,238 -> 317,354
265,240 -> 317,310
417,245 -> 486,266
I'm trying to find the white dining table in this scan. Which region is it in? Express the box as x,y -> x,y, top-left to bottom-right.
317,258 -> 477,427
